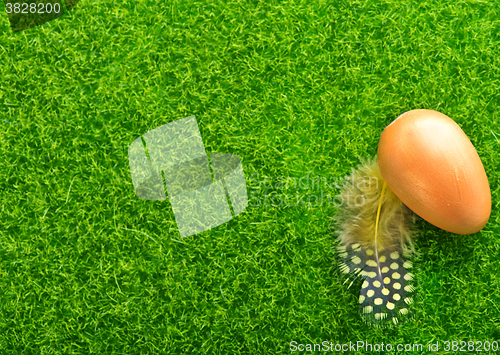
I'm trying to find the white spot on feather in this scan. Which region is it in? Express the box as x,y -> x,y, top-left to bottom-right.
375,312 -> 387,320
366,260 -> 377,267
404,273 -> 414,281
403,261 -> 412,268
351,256 -> 361,264
390,251 -> 399,260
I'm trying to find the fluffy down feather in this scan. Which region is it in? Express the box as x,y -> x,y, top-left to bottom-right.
334,158 -> 417,325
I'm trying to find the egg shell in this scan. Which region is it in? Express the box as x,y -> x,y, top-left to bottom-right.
377,109 -> 491,235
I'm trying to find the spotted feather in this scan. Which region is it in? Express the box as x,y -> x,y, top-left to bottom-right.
335,158 -> 417,326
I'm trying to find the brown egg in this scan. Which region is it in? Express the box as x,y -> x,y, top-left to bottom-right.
377,109 -> 491,234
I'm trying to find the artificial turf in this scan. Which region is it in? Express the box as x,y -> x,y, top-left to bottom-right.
0,0 -> 499,353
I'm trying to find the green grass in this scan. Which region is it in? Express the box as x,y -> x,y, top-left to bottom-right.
1,0 -> 500,353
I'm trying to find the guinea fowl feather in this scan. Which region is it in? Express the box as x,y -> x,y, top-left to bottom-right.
334,158 -> 417,325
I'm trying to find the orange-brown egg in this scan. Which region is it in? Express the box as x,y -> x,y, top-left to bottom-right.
377,109 -> 491,235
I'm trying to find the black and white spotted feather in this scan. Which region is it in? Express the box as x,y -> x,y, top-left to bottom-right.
334,158 -> 417,326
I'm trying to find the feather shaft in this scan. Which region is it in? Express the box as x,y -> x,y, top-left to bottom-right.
374,181 -> 387,283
